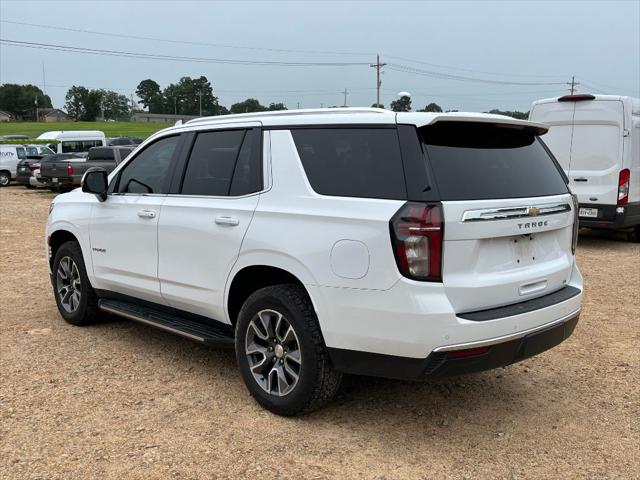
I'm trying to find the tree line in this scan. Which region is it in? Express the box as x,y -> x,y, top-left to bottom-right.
135,77 -> 287,116
0,84 -> 52,118
383,95 -> 529,119
0,82 -> 529,121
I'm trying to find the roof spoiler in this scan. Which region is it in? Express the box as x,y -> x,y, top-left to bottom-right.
558,94 -> 595,102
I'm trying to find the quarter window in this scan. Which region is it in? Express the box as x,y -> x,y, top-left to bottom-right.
291,128 -> 407,200
117,135 -> 180,194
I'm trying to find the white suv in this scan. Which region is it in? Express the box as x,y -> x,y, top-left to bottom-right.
46,108 -> 583,416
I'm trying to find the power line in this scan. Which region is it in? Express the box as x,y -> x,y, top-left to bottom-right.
0,39 -> 371,67
386,63 -> 567,86
384,54 -> 565,79
0,20 -> 374,57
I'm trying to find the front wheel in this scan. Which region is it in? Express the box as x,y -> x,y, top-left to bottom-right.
52,241 -> 101,325
0,172 -> 10,187
235,284 -> 342,416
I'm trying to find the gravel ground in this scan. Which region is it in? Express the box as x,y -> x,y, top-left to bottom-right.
1,185 -> 638,480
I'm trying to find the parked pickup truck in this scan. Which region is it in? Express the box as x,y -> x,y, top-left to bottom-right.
40,146 -> 134,190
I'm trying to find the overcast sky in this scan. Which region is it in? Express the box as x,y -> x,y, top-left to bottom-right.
1,0 -> 638,112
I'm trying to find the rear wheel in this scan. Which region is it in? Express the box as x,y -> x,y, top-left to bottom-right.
52,241 -> 101,325
628,226 -> 640,243
235,284 -> 342,416
0,171 -> 10,187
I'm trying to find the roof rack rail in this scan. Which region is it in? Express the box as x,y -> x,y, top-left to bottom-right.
184,107 -> 388,125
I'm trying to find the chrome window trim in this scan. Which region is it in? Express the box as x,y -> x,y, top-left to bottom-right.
462,202 -> 571,222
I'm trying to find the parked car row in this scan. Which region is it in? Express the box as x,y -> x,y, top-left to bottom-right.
0,144 -> 55,186
1,130 -> 141,190
39,146 -> 134,190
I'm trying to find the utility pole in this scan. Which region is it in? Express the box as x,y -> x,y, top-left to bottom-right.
296,102 -> 300,110
35,95 -> 39,122
198,91 -> 203,116
174,97 -> 177,115
342,88 -> 348,107
370,54 -> 387,107
567,76 -> 579,95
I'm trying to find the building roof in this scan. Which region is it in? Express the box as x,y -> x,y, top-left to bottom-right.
43,109 -> 70,117
0,110 -> 12,117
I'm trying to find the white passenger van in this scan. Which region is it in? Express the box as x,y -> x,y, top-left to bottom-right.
529,94 -> 640,241
37,130 -> 106,155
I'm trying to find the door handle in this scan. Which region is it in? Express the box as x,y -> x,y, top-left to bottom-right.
573,177 -> 588,182
137,209 -> 157,219
215,216 -> 240,226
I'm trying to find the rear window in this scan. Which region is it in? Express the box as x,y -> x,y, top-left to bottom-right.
421,122 -> 568,200
291,128 -> 406,200
88,148 -> 115,161
119,148 -> 133,160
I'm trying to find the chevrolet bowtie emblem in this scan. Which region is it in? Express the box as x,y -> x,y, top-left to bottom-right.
529,207 -> 540,217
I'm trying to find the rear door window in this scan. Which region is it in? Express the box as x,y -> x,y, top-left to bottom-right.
88,148 -> 115,161
180,129 -> 261,196
291,128 -> 407,200
420,122 -> 568,200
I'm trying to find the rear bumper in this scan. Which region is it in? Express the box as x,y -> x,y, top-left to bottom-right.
16,173 -> 47,187
578,202 -> 640,229
328,310 -> 579,379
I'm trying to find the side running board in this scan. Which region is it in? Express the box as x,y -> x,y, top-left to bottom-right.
98,299 -> 235,348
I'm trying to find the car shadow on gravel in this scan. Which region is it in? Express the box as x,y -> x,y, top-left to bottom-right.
89,314 -> 531,427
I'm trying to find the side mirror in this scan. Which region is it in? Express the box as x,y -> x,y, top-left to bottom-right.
82,167 -> 108,202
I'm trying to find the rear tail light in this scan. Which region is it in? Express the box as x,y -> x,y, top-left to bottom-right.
571,193 -> 579,255
67,164 -> 74,176
390,202 -> 443,281
617,169 -> 630,205
558,94 -> 596,102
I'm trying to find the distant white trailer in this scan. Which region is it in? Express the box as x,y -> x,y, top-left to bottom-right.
530,94 -> 640,240
37,130 -> 106,155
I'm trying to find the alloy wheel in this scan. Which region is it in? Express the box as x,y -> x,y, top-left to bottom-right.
245,309 -> 302,396
56,256 -> 81,313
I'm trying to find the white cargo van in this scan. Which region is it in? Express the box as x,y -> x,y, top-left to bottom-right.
0,144 -> 27,186
529,94 -> 640,241
37,130 -> 106,155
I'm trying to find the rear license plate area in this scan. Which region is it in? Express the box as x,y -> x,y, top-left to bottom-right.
579,207 -> 598,218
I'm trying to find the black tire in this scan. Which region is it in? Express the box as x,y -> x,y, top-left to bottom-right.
0,171 -> 10,187
628,226 -> 640,243
25,184 -> 35,189
52,241 -> 101,326
235,284 -> 342,416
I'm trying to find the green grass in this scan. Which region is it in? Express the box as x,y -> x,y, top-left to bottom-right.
0,121 -> 173,139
